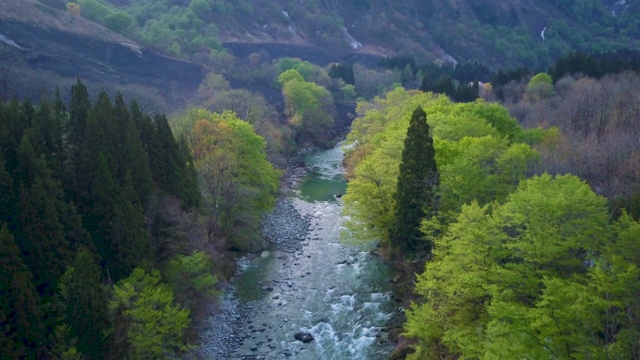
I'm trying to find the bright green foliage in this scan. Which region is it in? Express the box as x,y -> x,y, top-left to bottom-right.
59,248 -> 109,359
278,69 -> 304,86
166,250 -> 218,310
276,58 -> 330,84
109,268 -> 190,359
178,109 -> 280,250
404,174 -> 639,360
343,88 -> 542,244
526,72 -> 555,100
437,137 -> 540,221
389,106 -> 438,254
128,0 -> 222,56
0,224 -> 45,359
103,11 -> 133,34
279,69 -> 335,147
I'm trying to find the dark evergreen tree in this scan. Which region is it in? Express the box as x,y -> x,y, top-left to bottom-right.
0,224 -> 45,359
32,97 -> 67,179
76,106 -> 108,209
86,153 -> 119,266
66,80 -> 91,201
17,159 -> 72,295
148,114 -> 200,207
108,171 -> 151,280
328,63 -> 355,85
0,152 -> 16,226
15,135 -> 78,296
389,106 -> 439,254
0,99 -> 24,174
116,95 -> 153,206
59,247 -> 109,359
176,133 -> 201,208
68,79 -> 90,148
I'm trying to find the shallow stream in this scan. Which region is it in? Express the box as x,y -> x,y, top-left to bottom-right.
198,145 -> 398,359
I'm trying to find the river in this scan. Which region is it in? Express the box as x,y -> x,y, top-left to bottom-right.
197,144 -> 398,359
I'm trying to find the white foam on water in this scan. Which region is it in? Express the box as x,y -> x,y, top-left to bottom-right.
361,301 -> 381,312
370,292 -> 391,301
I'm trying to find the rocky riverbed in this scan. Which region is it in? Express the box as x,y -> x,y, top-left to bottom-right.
196,148 -> 398,360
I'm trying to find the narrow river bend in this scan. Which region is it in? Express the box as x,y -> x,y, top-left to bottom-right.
198,144 -> 398,359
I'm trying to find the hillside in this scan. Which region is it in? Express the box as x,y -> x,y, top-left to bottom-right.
2,0 -> 639,107
0,0 -> 204,110
84,0 -> 640,69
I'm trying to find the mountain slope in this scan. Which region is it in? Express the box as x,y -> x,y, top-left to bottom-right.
0,0 -> 204,109
95,0 -> 640,69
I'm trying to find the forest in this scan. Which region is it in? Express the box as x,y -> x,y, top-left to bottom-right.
341,54 -> 640,358
2,0 -> 640,358
0,80 -> 281,358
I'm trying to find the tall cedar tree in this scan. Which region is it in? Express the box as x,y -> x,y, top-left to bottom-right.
390,106 -> 439,254
0,152 -> 16,226
59,247 -> 109,359
66,80 -> 90,201
113,94 -> 153,206
16,136 -> 72,296
0,224 -> 46,359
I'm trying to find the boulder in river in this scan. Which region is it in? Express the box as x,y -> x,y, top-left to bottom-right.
294,332 -> 314,343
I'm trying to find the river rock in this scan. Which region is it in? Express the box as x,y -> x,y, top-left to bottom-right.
294,332 -> 314,343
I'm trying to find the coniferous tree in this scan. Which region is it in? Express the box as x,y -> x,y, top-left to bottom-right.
59,247 -> 109,359
13,136 -> 72,296
0,224 -> 45,359
108,171 -> 151,280
76,106 -> 108,209
48,324 -> 83,360
0,152 -> 16,226
17,162 -> 71,295
66,80 -> 91,198
32,97 -> 67,180
86,153 -> 119,266
118,96 -> 153,206
68,80 -> 90,149
0,99 -> 24,173
389,106 -> 439,254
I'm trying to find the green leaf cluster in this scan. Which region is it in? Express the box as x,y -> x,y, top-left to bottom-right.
109,268 -> 190,359
405,174 -> 640,359
166,250 -> 218,310
279,69 -> 335,147
342,88 -> 545,245
176,109 -> 280,250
